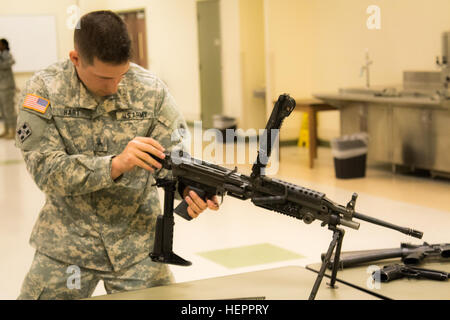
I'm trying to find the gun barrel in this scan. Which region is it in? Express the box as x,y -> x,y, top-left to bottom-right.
405,266 -> 450,281
324,248 -> 403,269
353,212 -> 423,239
339,218 -> 360,230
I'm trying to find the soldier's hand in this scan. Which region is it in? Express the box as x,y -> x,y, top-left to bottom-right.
111,137 -> 166,180
183,188 -> 220,219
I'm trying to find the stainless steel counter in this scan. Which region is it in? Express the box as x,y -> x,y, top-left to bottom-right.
314,91 -> 447,109
314,90 -> 450,176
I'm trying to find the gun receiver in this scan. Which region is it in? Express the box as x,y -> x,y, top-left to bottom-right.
148,93 -> 424,300
151,150 -> 423,237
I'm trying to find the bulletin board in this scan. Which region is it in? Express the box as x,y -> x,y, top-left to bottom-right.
0,15 -> 58,72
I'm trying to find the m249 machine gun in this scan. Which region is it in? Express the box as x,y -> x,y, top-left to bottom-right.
149,94 -> 423,300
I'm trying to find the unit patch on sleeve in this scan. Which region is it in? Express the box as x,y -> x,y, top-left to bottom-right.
23,94 -> 50,114
17,122 -> 32,143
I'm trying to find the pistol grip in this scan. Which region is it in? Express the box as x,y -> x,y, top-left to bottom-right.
174,186 -> 207,221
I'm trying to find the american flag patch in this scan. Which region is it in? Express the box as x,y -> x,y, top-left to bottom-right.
23,94 -> 50,114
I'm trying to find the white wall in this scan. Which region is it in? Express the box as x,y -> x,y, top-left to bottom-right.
239,0 -> 266,131
220,0 -> 267,131
1,0 -> 77,89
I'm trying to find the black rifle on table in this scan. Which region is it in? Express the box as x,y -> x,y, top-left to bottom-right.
148,93 -> 424,300
372,264 -> 449,283
322,242 -> 450,269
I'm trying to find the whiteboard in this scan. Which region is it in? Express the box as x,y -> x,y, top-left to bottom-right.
0,15 -> 58,72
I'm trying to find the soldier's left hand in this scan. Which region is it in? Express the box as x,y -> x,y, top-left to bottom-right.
183,188 -> 219,219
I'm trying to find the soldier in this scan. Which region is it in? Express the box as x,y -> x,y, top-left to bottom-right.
0,38 -> 16,139
16,11 -> 219,299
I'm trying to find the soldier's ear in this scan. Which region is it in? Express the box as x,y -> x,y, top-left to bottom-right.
69,50 -> 81,67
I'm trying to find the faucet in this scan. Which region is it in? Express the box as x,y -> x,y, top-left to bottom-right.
436,55 -> 447,69
360,49 -> 373,88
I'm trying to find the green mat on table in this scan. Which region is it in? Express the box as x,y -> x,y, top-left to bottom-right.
197,243 -> 303,269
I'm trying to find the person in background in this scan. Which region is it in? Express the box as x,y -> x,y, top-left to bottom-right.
0,38 -> 17,139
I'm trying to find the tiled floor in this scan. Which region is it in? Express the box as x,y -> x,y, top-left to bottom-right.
0,135 -> 449,299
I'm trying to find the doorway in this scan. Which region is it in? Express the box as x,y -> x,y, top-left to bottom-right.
197,0 -> 224,129
118,10 -> 148,69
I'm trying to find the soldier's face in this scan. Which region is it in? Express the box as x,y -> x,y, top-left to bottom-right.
70,51 -> 130,97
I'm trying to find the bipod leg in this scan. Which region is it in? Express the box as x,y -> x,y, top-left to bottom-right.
308,228 -> 340,300
327,228 -> 345,288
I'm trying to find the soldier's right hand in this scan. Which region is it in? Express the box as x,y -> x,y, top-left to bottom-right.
111,137 -> 166,180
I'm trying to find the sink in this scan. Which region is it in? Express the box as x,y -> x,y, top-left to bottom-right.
397,89 -> 443,101
338,87 -> 444,101
339,87 -> 399,97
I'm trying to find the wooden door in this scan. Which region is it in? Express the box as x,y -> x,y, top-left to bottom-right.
118,10 -> 148,69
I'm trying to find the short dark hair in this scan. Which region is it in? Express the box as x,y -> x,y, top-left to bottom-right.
0,39 -> 9,50
74,11 -> 131,65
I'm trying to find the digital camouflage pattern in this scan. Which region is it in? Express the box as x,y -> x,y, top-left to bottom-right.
0,50 -> 16,127
18,251 -> 174,300
0,89 -> 16,126
15,60 -> 189,276
0,50 -> 15,90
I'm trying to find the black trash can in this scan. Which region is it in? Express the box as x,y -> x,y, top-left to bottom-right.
331,133 -> 368,179
213,115 -> 237,143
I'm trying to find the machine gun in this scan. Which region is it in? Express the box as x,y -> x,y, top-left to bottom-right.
149,94 -> 423,300
322,242 -> 450,269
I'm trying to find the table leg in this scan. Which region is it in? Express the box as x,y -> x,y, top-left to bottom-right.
312,109 -> 318,159
308,107 -> 316,169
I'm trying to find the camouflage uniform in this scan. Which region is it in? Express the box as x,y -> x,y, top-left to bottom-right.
15,59 -> 189,299
0,50 -> 16,133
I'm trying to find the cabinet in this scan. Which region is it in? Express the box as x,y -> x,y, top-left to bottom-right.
430,109 -> 450,172
392,107 -> 432,169
340,102 -> 450,175
367,104 -> 392,164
